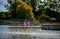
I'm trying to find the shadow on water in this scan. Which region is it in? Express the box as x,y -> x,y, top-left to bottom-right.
41,25 -> 60,31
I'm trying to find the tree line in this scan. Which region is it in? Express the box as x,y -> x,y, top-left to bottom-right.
0,0 -> 60,22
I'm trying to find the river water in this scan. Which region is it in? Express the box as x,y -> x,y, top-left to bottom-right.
0,25 -> 60,39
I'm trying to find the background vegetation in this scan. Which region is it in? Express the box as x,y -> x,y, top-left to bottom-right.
0,0 -> 60,22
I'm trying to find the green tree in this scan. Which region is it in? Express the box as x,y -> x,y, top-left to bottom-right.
6,0 -> 17,18
1,12 -> 6,19
6,0 -> 35,20
30,0 -> 37,17
5,12 -> 12,19
16,1 -> 35,20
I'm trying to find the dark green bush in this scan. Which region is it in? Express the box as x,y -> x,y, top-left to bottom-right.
39,14 -> 50,21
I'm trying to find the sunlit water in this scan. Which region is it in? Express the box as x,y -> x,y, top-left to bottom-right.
0,25 -> 60,39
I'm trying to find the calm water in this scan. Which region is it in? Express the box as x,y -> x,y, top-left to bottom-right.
0,25 -> 60,39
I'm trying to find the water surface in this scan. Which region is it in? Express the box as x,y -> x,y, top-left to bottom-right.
0,25 -> 60,39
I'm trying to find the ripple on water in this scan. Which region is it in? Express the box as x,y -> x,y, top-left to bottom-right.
0,26 -> 60,39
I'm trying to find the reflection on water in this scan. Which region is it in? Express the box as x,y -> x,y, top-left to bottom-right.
0,26 -> 60,39
0,33 -> 60,39
10,34 -> 31,39
0,34 -> 32,39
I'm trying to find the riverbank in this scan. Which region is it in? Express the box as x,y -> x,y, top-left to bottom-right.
0,19 -> 60,26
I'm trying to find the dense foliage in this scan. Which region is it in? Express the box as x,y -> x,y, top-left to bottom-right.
0,0 -> 60,22
4,0 -> 35,20
16,1 -> 35,20
0,12 -> 11,19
